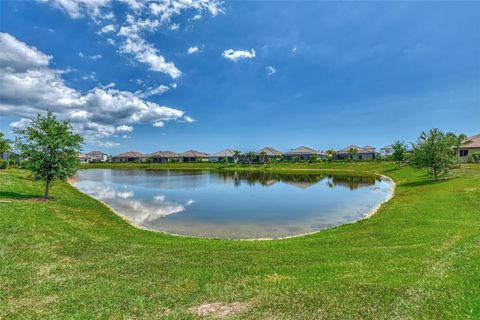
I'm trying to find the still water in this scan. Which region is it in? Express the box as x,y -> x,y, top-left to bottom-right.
73,169 -> 393,239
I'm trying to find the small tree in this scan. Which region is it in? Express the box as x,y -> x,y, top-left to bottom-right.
409,128 -> 456,181
233,150 -> 241,164
348,147 -> 358,160
391,140 -> 407,168
259,151 -> 267,164
0,132 -> 11,155
14,112 -> 83,199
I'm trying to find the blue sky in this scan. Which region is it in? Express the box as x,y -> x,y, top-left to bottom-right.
1,0 -> 479,154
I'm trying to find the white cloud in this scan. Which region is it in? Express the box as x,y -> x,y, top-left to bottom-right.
116,125 -> 133,132
183,116 -> 195,123
169,23 -> 180,31
292,46 -> 297,52
9,118 -> 31,129
192,14 -> 202,20
187,46 -> 199,54
0,33 -> 191,147
265,65 -> 276,76
40,0 -> 224,78
138,85 -> 170,98
153,121 -> 164,127
37,0 -> 112,20
98,24 -> 116,34
222,49 -> 255,62
78,52 -> 102,60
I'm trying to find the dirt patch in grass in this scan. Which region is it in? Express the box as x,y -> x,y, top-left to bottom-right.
190,302 -> 249,318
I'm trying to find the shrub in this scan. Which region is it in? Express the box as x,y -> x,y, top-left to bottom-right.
0,160 -> 7,169
467,152 -> 480,163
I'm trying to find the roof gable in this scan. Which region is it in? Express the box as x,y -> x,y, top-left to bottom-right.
210,149 -> 235,157
179,150 -> 209,157
256,147 -> 283,156
462,134 -> 480,148
285,146 -> 317,155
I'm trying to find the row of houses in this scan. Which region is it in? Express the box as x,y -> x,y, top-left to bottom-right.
79,134 -> 480,164
80,145 -> 380,164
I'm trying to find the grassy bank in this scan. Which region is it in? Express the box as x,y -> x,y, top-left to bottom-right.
1,163 -> 479,319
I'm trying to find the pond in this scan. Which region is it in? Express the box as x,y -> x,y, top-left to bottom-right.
73,169 -> 394,239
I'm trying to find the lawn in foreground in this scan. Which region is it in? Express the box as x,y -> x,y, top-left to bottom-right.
1,163 -> 479,319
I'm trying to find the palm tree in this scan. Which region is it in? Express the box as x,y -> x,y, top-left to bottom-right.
233,150 -> 241,164
348,147 -> 358,160
447,132 -> 470,157
259,151 -> 267,164
325,149 -> 337,161
246,151 -> 256,164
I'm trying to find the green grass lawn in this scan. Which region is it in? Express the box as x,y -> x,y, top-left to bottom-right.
1,162 -> 479,319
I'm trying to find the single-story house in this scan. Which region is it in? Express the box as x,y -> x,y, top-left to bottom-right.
209,149 -> 235,163
337,145 -> 376,160
179,150 -> 209,163
284,146 -> 319,161
149,150 -> 181,163
459,134 -> 480,161
380,145 -> 394,158
111,151 -> 148,163
78,153 -> 88,164
256,147 -> 283,162
85,151 -> 108,162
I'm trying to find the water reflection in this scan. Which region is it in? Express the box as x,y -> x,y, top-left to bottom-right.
73,169 -> 393,239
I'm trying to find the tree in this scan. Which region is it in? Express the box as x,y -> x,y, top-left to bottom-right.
0,132 -> 11,155
348,147 -> 358,160
325,149 -> 337,162
246,151 -> 256,164
233,150 -> 241,164
259,151 -> 267,164
14,112 -> 83,199
409,128 -> 456,181
446,132 -> 470,161
391,140 -> 407,168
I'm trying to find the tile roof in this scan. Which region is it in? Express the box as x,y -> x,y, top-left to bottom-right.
461,134 -> 480,149
179,150 -> 209,157
256,147 -> 283,156
337,145 -> 375,154
285,146 -> 318,155
209,149 -> 235,157
85,151 -> 106,156
149,150 -> 179,157
114,151 -> 146,158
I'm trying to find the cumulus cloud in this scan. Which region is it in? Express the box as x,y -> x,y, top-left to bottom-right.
40,0 -> 224,78
187,46 -> 199,54
116,125 -> 133,132
265,65 -> 276,76
0,32 -> 191,147
222,49 -> 255,62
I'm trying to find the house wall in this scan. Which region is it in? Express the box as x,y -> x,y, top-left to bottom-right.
459,148 -> 480,162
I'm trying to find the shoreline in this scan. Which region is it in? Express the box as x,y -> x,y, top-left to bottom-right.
68,169 -> 396,242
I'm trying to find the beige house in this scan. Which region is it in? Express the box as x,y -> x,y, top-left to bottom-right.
179,150 -> 209,162
284,146 -> 319,161
209,149 -> 235,163
337,145 -> 376,160
459,134 -> 480,161
111,151 -> 147,163
149,151 -> 181,163
256,147 -> 283,162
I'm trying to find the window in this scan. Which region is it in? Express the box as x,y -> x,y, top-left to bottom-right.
460,150 -> 469,157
